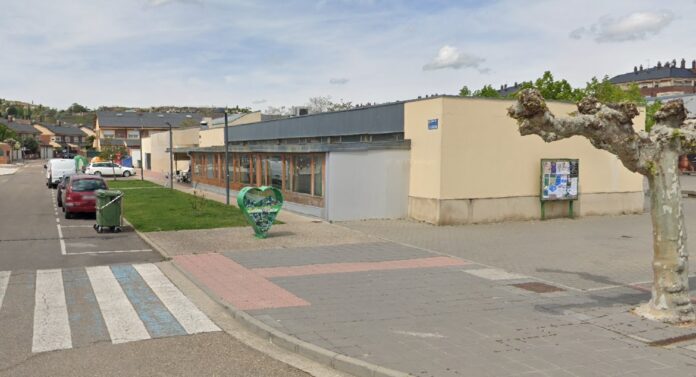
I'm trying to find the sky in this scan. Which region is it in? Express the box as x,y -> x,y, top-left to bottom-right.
1,0 -> 694,111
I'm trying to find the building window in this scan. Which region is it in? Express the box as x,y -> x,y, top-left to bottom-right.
293,155 -> 312,195
207,153 -> 214,179
55,136 -> 63,142
194,155 -> 202,175
103,130 -> 115,139
127,130 -> 140,139
313,154 -> 323,197
239,154 -> 251,184
268,155 -> 282,189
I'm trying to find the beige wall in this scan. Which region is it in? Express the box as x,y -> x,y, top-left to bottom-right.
148,127 -> 199,174
404,97 -> 645,224
231,112 -> 262,126
199,127 -> 225,147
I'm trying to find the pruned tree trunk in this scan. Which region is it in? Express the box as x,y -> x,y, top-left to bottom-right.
637,148 -> 695,322
508,89 -> 696,324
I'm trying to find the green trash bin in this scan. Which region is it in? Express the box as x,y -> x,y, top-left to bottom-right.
95,189 -> 123,233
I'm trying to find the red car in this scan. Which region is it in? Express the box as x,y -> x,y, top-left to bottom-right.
62,175 -> 108,219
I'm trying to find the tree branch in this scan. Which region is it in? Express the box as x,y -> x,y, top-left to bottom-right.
508,89 -> 650,174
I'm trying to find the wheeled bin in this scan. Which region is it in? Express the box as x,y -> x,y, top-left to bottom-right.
95,189 -> 123,233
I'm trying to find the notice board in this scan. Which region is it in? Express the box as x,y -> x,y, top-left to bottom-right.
541,159 -> 579,201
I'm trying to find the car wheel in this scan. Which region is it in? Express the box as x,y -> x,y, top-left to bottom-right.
64,210 -> 73,219
93,171 -> 102,176
123,171 -> 131,177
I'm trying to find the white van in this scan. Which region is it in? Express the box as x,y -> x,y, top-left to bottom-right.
45,159 -> 77,188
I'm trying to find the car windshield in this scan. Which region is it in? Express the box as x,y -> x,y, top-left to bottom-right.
71,179 -> 107,192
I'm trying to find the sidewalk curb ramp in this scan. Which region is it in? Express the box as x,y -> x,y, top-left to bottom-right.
124,218 -> 173,261
170,260 -> 409,377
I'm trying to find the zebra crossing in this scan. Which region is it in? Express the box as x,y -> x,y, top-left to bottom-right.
0,263 -> 220,354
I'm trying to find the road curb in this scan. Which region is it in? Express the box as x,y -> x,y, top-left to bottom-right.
169,259 -> 408,377
123,218 -> 172,261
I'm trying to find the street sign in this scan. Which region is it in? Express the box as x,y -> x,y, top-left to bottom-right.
428,119 -> 438,130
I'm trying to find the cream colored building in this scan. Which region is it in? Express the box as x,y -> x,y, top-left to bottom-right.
151,96 -> 644,224
405,97 -> 643,224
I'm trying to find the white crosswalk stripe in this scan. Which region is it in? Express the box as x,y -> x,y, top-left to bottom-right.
86,265 -> 151,344
0,264 -> 220,354
0,271 -> 9,311
32,269 -> 72,353
133,263 -> 220,334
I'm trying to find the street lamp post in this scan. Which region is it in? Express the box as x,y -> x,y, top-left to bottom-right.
224,112 -> 230,205
139,113 -> 144,181
166,121 -> 173,190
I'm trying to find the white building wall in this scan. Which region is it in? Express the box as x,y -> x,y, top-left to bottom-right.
326,149 -> 410,221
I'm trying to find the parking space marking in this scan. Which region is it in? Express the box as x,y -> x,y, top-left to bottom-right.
60,225 -> 94,228
56,224 -> 67,255
66,249 -> 153,255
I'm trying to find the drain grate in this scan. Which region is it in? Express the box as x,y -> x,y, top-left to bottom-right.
511,282 -> 565,293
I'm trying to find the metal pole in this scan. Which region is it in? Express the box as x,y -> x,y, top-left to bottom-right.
167,122 -> 173,190
224,112 -> 230,205
139,114 -> 144,180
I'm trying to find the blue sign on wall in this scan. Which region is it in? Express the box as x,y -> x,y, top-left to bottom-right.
428,119 -> 439,130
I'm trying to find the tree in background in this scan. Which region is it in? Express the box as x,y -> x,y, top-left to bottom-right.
509,89 -> 696,324
459,85 -> 472,97
68,103 -> 89,113
0,124 -> 18,141
517,71 -> 585,102
6,106 -> 17,117
583,76 -> 644,104
472,85 -> 501,98
21,137 -> 39,154
99,145 -> 128,178
646,101 -> 662,132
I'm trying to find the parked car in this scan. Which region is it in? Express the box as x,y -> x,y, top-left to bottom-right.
85,162 -> 136,177
62,175 -> 108,219
45,158 -> 77,188
56,172 -> 76,207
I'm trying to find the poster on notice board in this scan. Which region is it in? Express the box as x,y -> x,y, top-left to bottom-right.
541,159 -> 579,201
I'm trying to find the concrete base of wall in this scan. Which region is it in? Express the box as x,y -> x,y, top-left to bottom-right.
409,191 -> 645,225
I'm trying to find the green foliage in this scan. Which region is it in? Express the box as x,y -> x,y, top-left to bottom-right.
99,145 -> 127,161
472,85 -> 501,98
68,103 -> 89,113
645,101 -> 661,132
21,137 -> 39,154
583,76 -> 645,104
6,106 -> 17,117
459,85 -> 472,97
0,123 -> 18,141
516,71 -> 585,102
85,135 -> 96,149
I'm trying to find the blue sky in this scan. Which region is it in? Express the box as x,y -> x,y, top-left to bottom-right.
0,0 -> 694,110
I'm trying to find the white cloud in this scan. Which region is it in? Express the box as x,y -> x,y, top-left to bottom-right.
422,45 -> 485,71
329,78 -> 349,84
570,10 -> 675,42
252,99 -> 267,104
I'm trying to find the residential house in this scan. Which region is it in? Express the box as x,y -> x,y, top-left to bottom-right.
1,117 -> 40,159
34,123 -> 88,157
95,111 -> 203,168
610,59 -> 696,97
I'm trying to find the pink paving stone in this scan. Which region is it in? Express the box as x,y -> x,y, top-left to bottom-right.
173,253 -> 310,310
253,256 -> 469,278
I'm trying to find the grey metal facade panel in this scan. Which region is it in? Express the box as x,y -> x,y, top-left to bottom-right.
173,140 -> 411,154
97,111 -> 203,128
226,103 -> 405,142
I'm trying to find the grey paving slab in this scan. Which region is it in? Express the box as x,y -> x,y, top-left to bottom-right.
225,242 -> 435,268
339,199 -> 696,291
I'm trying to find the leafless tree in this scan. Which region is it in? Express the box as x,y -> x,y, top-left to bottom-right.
508,89 -> 696,323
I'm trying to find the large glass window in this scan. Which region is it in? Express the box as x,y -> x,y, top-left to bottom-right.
293,155 -> 312,194
206,153 -> 214,179
239,154 -> 250,184
313,155 -> 323,197
266,155 -> 282,189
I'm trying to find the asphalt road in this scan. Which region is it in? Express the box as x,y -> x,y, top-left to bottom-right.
0,162 -> 323,377
0,162 -> 161,270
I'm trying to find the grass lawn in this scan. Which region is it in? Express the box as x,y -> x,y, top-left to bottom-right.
106,180 -> 255,232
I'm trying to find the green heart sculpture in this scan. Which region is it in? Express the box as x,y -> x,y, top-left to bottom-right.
237,186 -> 283,239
